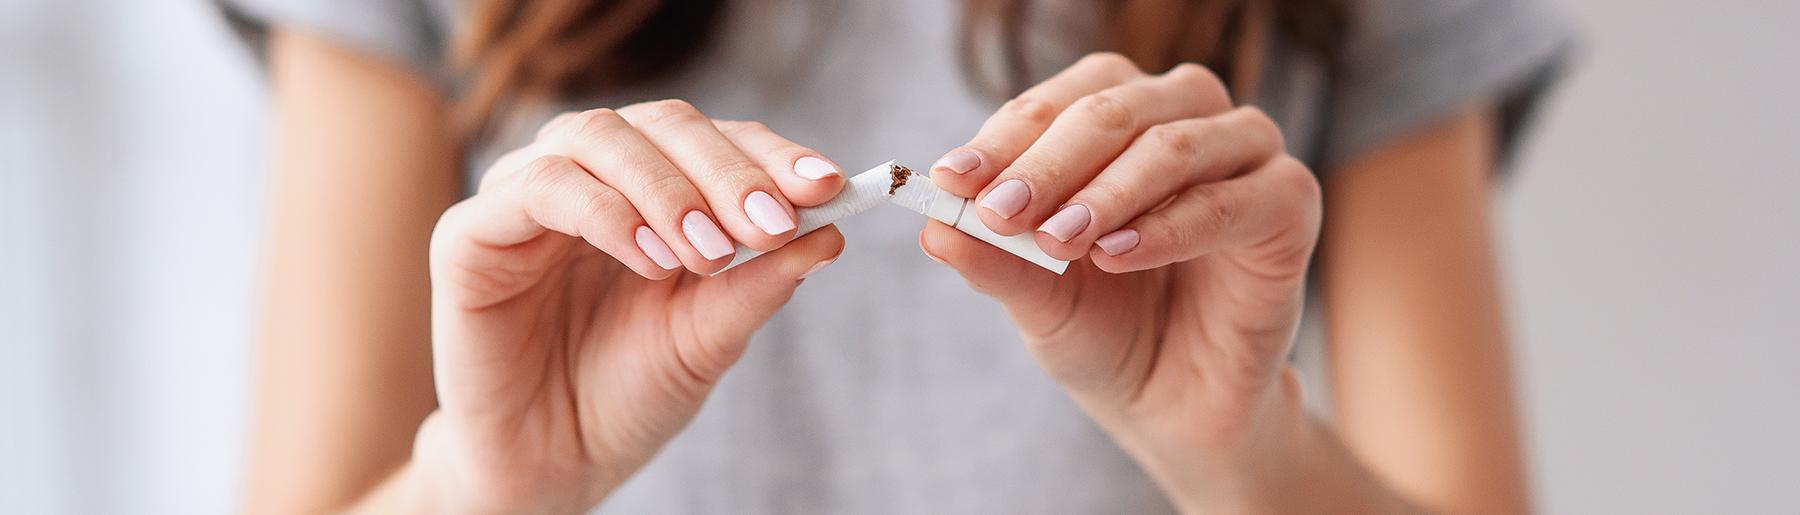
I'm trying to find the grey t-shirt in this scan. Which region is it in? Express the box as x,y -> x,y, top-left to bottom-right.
221,0 -> 1572,512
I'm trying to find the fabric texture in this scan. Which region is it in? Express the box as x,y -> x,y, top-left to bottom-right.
218,0 -> 1573,512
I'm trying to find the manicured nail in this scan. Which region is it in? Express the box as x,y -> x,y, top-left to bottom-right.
793,156 -> 840,180
681,210 -> 734,260
1038,204 -> 1091,242
918,232 -> 950,266
932,149 -> 981,174
978,179 -> 1031,219
1095,229 -> 1140,256
635,226 -> 681,270
799,258 -> 835,279
743,191 -> 795,235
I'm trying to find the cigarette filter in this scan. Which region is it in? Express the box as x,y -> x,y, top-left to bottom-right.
713,160 -> 899,274
888,172 -> 1071,274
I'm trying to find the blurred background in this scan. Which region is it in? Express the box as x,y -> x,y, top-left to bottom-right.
2,0 -> 1796,513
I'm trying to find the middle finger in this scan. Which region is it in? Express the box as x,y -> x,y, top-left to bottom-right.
930,52 -> 1146,198
972,63 -> 1232,236
619,100 -> 799,253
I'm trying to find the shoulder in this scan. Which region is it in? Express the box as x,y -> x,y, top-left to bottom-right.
216,0 -> 458,89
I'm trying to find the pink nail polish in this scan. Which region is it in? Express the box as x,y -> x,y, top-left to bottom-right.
743,191 -> 796,235
1095,229 -> 1140,256
681,210 -> 735,260
636,226 -> 681,270
978,179 -> 1031,219
932,149 -> 981,174
793,156 -> 840,180
799,258 -> 834,279
1038,204 -> 1091,242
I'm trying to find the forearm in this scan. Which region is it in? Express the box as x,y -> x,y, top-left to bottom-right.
1320,107 -> 1530,514
344,460 -> 438,515
245,29 -> 459,513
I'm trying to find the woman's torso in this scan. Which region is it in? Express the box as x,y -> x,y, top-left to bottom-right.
454,1 -> 1333,512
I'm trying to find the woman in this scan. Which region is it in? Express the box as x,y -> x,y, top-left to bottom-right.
222,0 -> 1570,512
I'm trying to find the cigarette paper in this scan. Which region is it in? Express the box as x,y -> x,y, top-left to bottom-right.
713,161 -> 899,274
888,172 -> 1071,274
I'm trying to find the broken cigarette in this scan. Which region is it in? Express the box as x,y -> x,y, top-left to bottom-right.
714,161 -> 901,274
887,167 -> 1070,274
713,160 -> 1070,275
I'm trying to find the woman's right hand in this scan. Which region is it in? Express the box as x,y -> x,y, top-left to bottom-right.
393,100 -> 847,513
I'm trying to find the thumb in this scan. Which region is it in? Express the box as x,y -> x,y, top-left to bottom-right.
918,221 -> 1065,328
686,226 -> 845,347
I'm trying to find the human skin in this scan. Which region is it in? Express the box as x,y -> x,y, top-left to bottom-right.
249,30 -> 1526,515
919,52 -> 1420,513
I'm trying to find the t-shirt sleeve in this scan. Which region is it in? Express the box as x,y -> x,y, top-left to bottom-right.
1321,0 -> 1575,169
213,0 -> 449,88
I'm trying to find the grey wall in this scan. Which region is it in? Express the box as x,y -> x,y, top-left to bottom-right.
1,0 -> 1795,513
2,0 -> 263,513
1503,1 -> 1800,512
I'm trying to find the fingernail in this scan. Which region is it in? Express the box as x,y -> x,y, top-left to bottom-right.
918,232 -> 950,266
743,191 -> 796,235
978,179 -> 1030,219
1095,229 -> 1140,256
793,156 -> 840,180
922,247 -> 950,266
681,210 -> 734,260
932,149 -> 981,175
1037,204 -> 1091,242
799,258 -> 834,279
635,226 -> 681,270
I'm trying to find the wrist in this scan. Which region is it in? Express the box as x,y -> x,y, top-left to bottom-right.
1108,367 -> 1319,514
342,458 -> 445,515
1115,371 -> 1419,514
367,413 -> 613,515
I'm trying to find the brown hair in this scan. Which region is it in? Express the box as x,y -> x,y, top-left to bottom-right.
452,0 -> 1345,142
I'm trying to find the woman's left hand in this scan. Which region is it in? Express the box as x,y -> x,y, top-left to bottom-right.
923,53 -> 1326,512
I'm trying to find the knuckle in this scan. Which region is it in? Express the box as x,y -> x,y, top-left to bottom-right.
1235,106 -> 1287,151
538,111 -> 579,139
1148,216 -> 1193,256
1077,180 -> 1133,218
714,119 -> 768,137
1080,178 -> 1123,207
1167,62 -> 1231,110
1166,62 -> 1210,79
1006,153 -> 1068,182
1081,51 -> 1140,76
1191,185 -> 1240,238
639,173 -> 697,209
698,153 -> 765,183
566,108 -> 624,139
635,99 -> 704,127
517,155 -> 577,191
1072,93 -> 1137,133
576,184 -> 627,221
479,147 -> 536,191
1145,123 -> 1200,157
432,200 -> 473,237
1001,97 -> 1059,125
1269,156 -> 1322,224
1167,62 -> 1225,92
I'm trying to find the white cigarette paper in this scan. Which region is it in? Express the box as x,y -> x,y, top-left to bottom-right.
713,161 -> 899,274
714,160 -> 1070,276
888,172 -> 1071,274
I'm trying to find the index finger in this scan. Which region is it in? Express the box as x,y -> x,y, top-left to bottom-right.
929,52 -> 1145,198
714,119 -> 847,207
